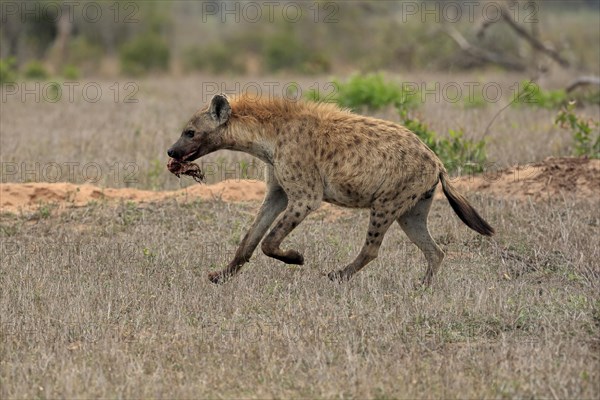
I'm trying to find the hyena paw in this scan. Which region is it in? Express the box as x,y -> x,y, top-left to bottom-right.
207,270 -> 231,285
413,276 -> 433,291
280,250 -> 304,265
327,270 -> 351,283
418,271 -> 434,289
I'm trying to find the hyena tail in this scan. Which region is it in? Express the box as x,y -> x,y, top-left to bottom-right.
439,171 -> 495,236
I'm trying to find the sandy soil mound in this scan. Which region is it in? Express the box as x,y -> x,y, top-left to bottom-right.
449,157 -> 600,202
0,180 -> 267,213
1,157 -> 598,214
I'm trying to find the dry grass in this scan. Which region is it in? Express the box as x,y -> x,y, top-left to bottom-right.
0,73 -> 599,398
1,194 -> 599,398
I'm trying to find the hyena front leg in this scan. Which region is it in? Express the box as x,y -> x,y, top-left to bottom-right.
208,169 -> 287,284
328,207 -> 397,281
260,166 -> 323,265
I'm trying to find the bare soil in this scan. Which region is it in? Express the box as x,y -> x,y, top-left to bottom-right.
2,157 -> 597,214
448,156 -> 600,202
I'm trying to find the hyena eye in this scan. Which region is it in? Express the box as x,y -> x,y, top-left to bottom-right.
184,130 -> 195,138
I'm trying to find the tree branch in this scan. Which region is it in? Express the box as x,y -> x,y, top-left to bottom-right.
566,76 -> 600,93
498,6 -> 570,68
442,26 -> 526,71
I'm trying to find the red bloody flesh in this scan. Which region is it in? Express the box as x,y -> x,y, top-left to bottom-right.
167,159 -> 205,183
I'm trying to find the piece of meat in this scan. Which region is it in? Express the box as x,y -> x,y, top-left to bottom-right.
167,159 -> 205,183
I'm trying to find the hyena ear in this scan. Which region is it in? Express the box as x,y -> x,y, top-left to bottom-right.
209,94 -> 231,125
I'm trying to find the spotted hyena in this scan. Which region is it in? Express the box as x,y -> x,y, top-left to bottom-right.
167,94 -> 494,285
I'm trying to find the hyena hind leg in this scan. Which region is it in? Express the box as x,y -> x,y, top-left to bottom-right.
397,194 -> 444,287
327,207 -> 397,282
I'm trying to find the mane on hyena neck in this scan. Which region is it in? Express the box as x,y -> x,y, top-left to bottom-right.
227,95 -> 351,123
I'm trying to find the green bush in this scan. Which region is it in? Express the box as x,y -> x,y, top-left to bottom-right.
182,45 -> 246,75
263,27 -> 329,74
584,91 -> 600,105
62,65 -> 80,80
400,110 -> 487,174
263,28 -> 305,72
23,60 -> 49,80
299,53 -> 331,75
514,81 -> 599,108
555,102 -> 600,158
67,36 -> 104,70
306,73 -> 418,112
0,58 -> 17,84
513,81 -> 568,109
119,34 -> 170,76
45,82 -> 61,102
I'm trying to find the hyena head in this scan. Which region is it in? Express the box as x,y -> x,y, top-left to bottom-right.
167,94 -> 231,161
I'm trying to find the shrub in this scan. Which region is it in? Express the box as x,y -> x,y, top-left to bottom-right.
513,81 -> 568,109
263,27 -> 329,74
67,36 -> 104,72
514,81 -> 599,108
305,73 -> 418,112
119,34 -> 170,76
23,60 -> 49,80
182,45 -> 246,75
44,82 -> 61,102
584,90 -> 600,105
0,58 -> 17,84
400,110 -> 487,174
555,101 -> 600,158
299,53 -> 331,75
62,65 -> 80,80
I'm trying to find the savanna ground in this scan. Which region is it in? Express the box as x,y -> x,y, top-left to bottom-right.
1,72 -> 599,398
